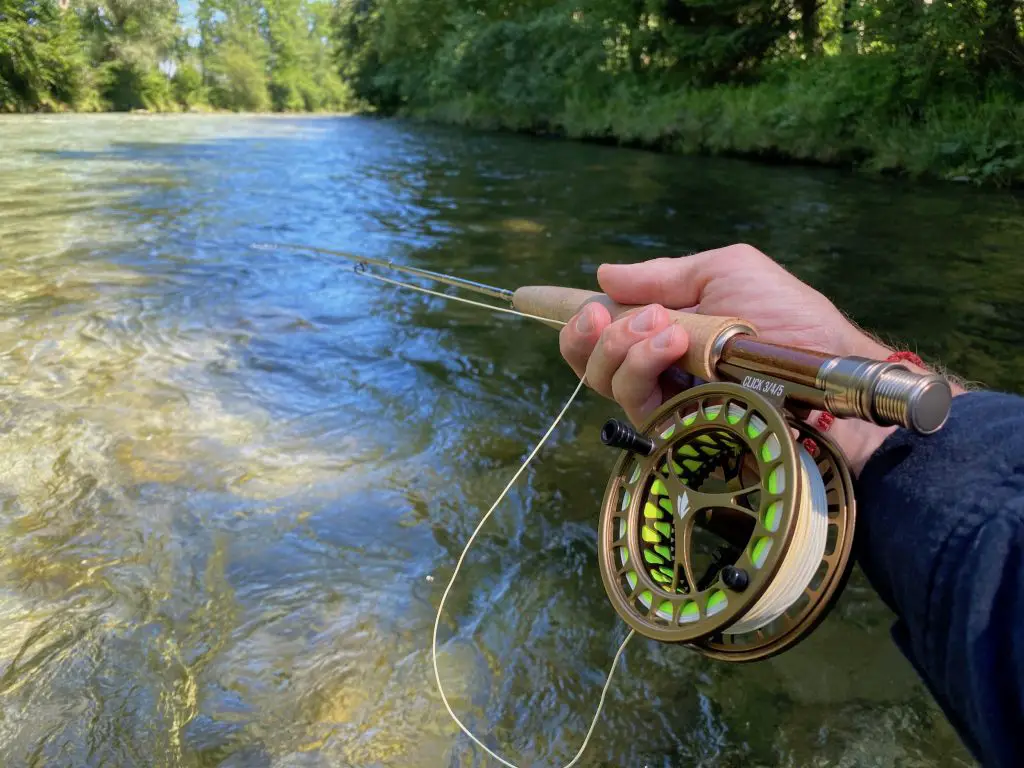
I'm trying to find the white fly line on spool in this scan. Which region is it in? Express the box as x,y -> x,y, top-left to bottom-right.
728,443 -> 829,634
694,406 -> 830,634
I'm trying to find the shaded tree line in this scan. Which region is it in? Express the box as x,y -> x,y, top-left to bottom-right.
333,0 -> 1024,106
333,0 -> 1024,184
0,0 -> 348,111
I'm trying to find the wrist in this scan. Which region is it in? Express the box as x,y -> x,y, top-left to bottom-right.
825,418 -> 895,476
843,328 -> 893,362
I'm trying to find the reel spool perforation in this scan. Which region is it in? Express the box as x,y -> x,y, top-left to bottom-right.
597,382 -> 856,661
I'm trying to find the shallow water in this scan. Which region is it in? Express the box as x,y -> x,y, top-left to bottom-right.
1,113 -> 1021,767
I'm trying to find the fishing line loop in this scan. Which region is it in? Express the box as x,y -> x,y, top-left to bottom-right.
431,374 -> 634,768
343,251 -> 631,763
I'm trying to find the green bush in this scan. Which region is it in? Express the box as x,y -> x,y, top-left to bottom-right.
208,44 -> 271,112
98,61 -> 174,111
172,63 -> 206,109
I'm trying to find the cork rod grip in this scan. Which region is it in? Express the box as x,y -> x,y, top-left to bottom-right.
512,285 -> 756,381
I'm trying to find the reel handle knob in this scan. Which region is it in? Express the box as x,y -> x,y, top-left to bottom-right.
512,286 -> 755,381
600,419 -> 655,456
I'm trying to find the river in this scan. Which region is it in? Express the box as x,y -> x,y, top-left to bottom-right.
1,114 -> 1021,767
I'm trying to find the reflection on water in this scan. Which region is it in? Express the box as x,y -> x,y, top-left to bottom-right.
1,113 -> 1018,767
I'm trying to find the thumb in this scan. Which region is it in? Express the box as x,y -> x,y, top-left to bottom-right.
597,253 -> 716,309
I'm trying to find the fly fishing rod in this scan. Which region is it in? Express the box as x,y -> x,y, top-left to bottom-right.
257,242 -> 952,661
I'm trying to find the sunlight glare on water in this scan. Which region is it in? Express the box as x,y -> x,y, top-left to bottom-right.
1,113 -> 1018,767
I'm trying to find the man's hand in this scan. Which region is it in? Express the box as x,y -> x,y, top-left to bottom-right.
558,244 -> 907,474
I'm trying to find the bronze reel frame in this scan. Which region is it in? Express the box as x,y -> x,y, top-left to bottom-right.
597,382 -> 856,662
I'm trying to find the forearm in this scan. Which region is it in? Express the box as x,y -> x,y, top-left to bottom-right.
853,391 -> 1024,767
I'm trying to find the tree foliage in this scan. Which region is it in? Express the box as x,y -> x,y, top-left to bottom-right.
333,0 -> 1024,183
0,0 -> 91,109
1,0 -> 348,111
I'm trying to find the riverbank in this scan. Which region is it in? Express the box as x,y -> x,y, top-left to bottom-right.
333,1 -> 1024,189
403,66 -> 1024,188
0,105 -> 356,118
8,93 -> 1021,189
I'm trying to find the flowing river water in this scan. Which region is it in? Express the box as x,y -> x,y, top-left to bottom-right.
1,114 -> 1022,767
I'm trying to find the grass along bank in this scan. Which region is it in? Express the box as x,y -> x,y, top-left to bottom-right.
335,1 -> 1024,188
409,61 -> 1024,187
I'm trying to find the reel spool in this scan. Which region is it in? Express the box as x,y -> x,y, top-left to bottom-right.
597,382 -> 855,661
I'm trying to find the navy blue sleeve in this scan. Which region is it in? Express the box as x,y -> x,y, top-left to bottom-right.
855,391 -> 1024,768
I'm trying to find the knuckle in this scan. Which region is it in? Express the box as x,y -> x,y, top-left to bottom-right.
598,317 -> 634,355
622,336 -> 651,368
730,243 -> 766,266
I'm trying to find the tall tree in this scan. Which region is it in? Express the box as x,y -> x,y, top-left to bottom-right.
198,0 -> 271,110
80,0 -> 179,109
978,0 -> 1024,79
0,0 -> 92,109
800,0 -> 819,56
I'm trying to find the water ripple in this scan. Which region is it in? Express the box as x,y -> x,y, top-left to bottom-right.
0,114 -> 1015,767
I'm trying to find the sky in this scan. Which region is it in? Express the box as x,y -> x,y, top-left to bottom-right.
179,0 -> 197,32
178,0 -> 200,47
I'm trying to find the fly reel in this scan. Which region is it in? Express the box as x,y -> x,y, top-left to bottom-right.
597,382 -> 855,661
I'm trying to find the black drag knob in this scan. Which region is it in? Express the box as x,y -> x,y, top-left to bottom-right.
600,419 -> 655,456
721,565 -> 749,592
